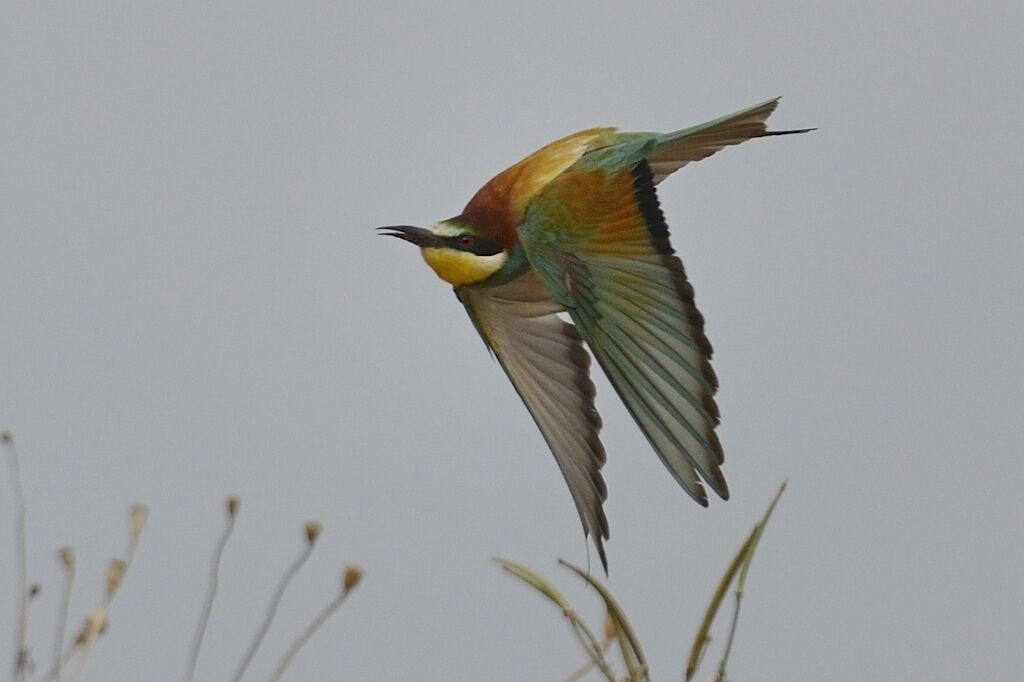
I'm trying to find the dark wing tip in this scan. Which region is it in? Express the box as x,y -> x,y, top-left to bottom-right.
759,97 -> 815,136
595,534 -> 609,574
592,505 -> 611,574
762,127 -> 816,137
711,475 -> 730,501
704,462 -> 730,501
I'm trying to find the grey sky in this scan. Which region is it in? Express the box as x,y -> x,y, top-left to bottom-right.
2,2 -> 1022,680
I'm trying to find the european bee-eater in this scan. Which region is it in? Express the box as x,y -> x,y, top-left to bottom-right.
379,98 -> 810,570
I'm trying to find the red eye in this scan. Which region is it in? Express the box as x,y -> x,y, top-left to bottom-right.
457,235 -> 474,247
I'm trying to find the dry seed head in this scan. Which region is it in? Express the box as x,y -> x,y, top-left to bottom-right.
77,607 -> 109,643
87,607 -> 108,637
58,547 -> 75,570
342,564 -> 364,593
304,520 -> 322,545
226,495 -> 240,518
105,559 -> 127,598
129,503 -> 149,535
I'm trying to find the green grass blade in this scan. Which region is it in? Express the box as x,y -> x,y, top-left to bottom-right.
685,531 -> 755,681
685,481 -> 787,682
558,560 -> 648,681
494,558 -> 615,681
737,480 -> 787,591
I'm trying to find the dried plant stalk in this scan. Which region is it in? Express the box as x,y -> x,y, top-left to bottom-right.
266,565 -> 363,682
183,496 -> 239,682
48,548 -> 76,682
232,522 -> 320,681
3,432 -> 30,682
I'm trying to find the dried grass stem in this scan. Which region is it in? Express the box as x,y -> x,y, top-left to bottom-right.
266,572 -> 361,682
4,432 -> 29,682
183,500 -> 238,682
232,537 -> 316,681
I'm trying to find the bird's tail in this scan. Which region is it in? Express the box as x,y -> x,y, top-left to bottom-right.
646,97 -> 813,184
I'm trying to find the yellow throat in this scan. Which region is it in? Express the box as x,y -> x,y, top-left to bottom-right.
418,222 -> 508,287
420,246 -> 508,287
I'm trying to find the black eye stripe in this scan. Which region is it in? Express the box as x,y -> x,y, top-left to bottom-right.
445,235 -> 503,256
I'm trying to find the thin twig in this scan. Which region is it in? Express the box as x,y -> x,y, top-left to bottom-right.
20,585 -> 41,676
40,507 -> 149,682
715,590 -> 744,682
266,566 -> 362,682
67,558 -> 126,682
45,601 -> 91,682
266,591 -> 351,682
232,534 -> 317,681
184,496 -> 239,682
564,635 -> 613,682
3,432 -> 29,682
65,652 -> 89,682
559,560 -> 647,681
495,558 -> 615,681
684,532 -> 754,681
715,482 -> 786,682
44,639 -> 78,682
708,477 -> 786,679
65,603 -> 111,682
64,626 -> 97,682
61,502 -> 144,681
49,549 -> 76,682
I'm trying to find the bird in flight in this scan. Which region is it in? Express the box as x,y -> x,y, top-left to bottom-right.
379,98 -> 810,571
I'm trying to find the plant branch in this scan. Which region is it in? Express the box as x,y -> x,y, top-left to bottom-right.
266,566 -> 362,682
184,496 -> 238,682
233,528 -> 317,681
48,549 -> 76,682
3,432 -> 29,682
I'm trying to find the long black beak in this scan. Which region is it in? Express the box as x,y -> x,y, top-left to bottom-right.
375,225 -> 441,248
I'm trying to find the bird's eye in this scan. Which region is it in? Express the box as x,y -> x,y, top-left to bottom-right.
449,232 -> 502,256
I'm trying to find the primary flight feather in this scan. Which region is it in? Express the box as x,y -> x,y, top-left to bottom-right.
379,98 -> 810,571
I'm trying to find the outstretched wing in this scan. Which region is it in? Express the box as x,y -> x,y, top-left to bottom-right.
516,99 -> 808,503
519,155 -> 728,506
457,273 -> 610,570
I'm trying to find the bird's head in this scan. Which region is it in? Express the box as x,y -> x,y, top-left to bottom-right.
376,219 -> 509,287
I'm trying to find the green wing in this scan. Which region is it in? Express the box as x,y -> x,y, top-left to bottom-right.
519,149 -> 733,505
457,272 -> 610,570
516,99 -> 806,504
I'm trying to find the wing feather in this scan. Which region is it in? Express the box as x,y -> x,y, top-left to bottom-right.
646,98 -> 807,184
458,273 -> 610,570
520,158 -> 729,504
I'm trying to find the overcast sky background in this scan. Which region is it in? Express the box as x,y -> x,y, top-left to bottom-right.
2,2 -> 1022,680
